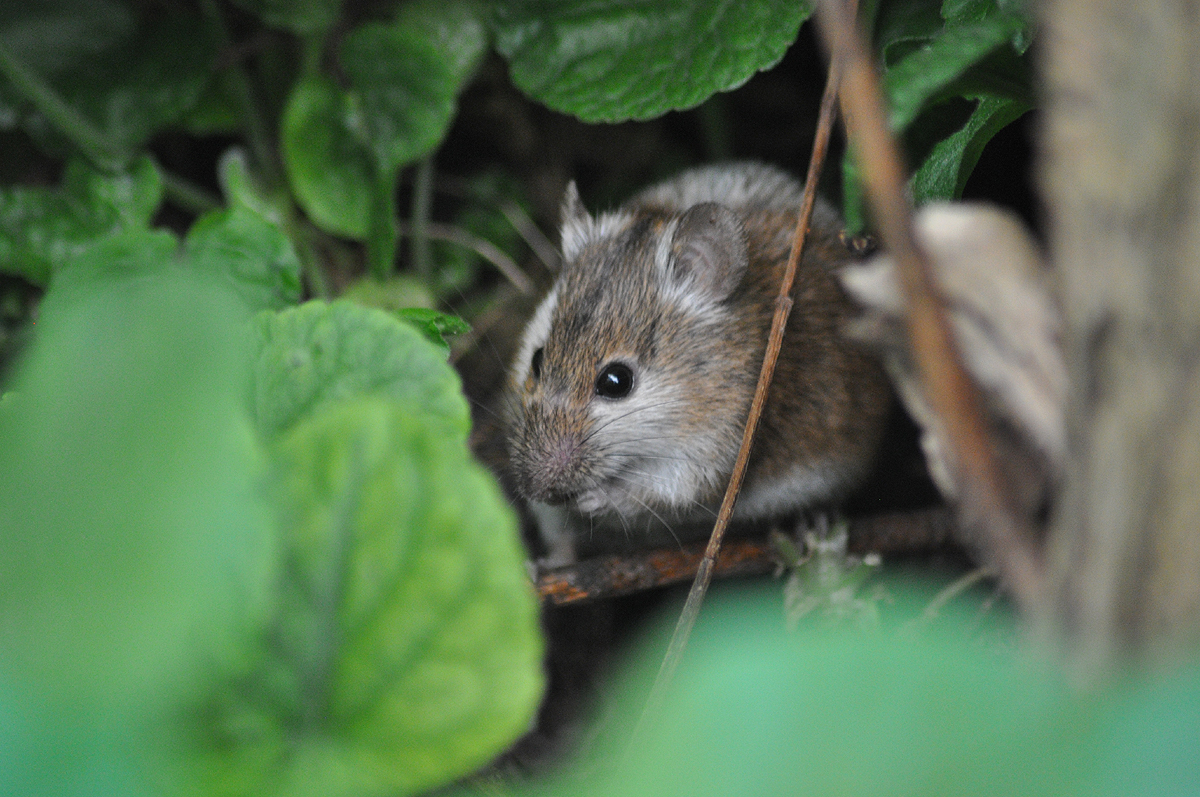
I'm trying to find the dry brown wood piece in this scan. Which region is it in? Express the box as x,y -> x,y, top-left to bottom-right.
536,508 -> 957,606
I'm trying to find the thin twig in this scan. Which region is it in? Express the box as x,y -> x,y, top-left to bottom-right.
916,566 -> 997,625
815,0 -> 1044,611
397,220 -> 535,295
640,33 -> 847,721
496,199 -> 561,273
428,174 -> 562,273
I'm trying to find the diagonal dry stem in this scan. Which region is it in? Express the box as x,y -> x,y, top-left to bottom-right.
815,0 -> 1044,611
638,22 -> 848,726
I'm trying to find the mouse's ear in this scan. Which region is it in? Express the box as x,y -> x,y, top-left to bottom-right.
560,181 -> 595,264
665,202 -> 748,303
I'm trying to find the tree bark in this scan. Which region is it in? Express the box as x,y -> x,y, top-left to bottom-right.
1038,0 -> 1200,669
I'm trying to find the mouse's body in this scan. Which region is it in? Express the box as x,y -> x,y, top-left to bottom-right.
504,163 -> 890,561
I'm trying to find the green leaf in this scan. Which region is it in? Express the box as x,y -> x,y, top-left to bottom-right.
182,70 -> 244,136
884,18 -> 1021,131
341,275 -> 437,316
50,227 -> 178,288
0,156 -> 163,285
184,204 -> 303,312
178,147 -> 304,312
1098,663 -> 1200,797
395,0 -> 489,87
340,15 -> 465,175
494,0 -> 813,122
842,0 -> 1035,227
281,76 -> 376,239
0,263 -> 271,797
1,6 -> 219,154
219,146 -> 286,223
201,396 -> 543,797
393,307 -> 471,351
282,3 -> 486,241
911,94 -> 1031,203
0,0 -> 133,79
555,588 -> 1087,797
229,0 -> 344,35
250,299 -> 471,441
872,0 -> 944,67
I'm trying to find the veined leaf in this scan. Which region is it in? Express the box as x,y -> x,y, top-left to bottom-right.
200,396 -> 543,797
494,0 -> 813,123
249,299 -> 471,440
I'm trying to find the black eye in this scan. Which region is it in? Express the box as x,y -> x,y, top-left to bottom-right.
530,347 -> 544,380
595,362 -> 634,399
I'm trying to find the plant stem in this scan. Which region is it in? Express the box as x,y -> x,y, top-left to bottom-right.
366,171 -> 399,281
410,156 -> 436,282
396,220 -> 533,295
199,0 -> 284,191
0,44 -> 125,171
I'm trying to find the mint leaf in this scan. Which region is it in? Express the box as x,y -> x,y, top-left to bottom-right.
393,307 -> 471,351
282,3 -> 486,240
842,0 -> 1034,225
281,77 -> 376,240
884,18 -> 1021,131
184,204 -> 303,312
250,300 -> 471,440
0,0 -> 133,80
494,0 -> 813,122
341,22 -> 456,176
201,397 -> 543,797
0,156 -> 162,285
562,589 -> 1085,797
395,0 -> 489,87
2,6 -> 218,154
0,264 -> 271,797
49,227 -> 177,288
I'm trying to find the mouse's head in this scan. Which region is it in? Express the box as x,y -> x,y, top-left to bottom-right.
504,184 -> 761,522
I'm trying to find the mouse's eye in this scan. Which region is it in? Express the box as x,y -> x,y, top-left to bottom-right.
595,362 -> 634,399
530,347 -> 544,380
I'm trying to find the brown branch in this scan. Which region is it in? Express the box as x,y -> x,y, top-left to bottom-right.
814,0 -> 1044,611
536,508 -> 957,606
643,35 -> 847,714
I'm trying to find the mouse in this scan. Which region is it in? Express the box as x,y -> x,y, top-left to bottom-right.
503,162 -> 891,563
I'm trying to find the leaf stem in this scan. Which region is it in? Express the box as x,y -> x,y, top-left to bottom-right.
200,0 -> 284,191
366,171 -> 399,281
410,156 -> 436,281
0,44 -> 126,171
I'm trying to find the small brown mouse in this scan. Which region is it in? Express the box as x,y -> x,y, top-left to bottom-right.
504,163 -> 890,562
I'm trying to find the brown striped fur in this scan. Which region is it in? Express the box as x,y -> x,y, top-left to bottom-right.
504,163 -> 890,557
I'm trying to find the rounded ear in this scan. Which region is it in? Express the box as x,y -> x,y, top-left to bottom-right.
667,202 -> 748,303
559,180 -> 595,263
